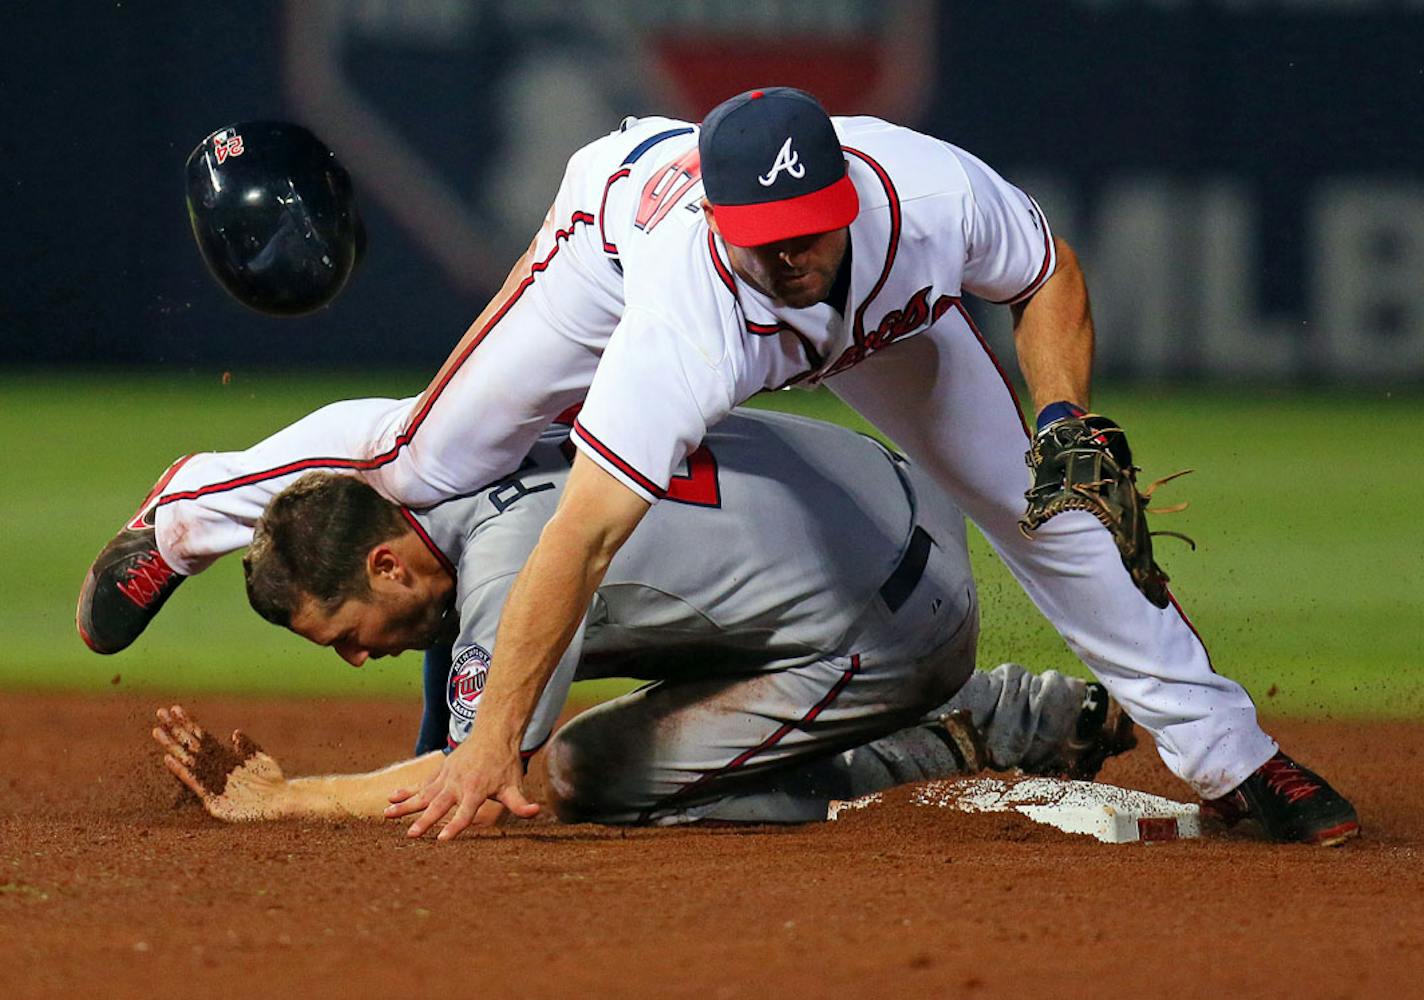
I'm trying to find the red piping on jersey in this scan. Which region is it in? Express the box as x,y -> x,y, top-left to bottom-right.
398,507 -> 458,579
641,654 -> 862,821
127,454 -> 196,529
570,418 -> 667,500
842,146 -> 901,351
152,211 -> 598,509
745,319 -> 825,382
599,168 -> 632,255
706,228 -> 737,294
1167,591 -> 1220,677
521,735 -> 549,762
985,199 -> 1055,306
951,299 -> 1031,440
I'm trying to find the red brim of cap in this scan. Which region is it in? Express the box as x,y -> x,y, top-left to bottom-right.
710,174 -> 860,247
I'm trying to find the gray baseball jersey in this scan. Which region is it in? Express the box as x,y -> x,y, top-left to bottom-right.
410,408 -> 975,755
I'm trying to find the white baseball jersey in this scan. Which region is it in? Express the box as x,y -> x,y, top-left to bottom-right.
412,408 -> 974,755
555,114 -> 1054,504
150,113 -> 1278,798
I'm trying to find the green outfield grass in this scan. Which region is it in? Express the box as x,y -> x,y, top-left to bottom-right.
2,371 -> 1419,717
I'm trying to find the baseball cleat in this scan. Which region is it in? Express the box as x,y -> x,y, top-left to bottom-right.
76,514 -> 185,654
1045,682 -> 1138,780
1203,751 -> 1360,847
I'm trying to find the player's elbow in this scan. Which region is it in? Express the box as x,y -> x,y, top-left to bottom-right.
1053,236 -> 1082,280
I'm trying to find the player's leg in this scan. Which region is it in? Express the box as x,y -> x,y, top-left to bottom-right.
825,311 -> 1274,798
78,165 -> 620,653
155,215 -> 616,576
545,643 -> 970,825
825,312 -> 1357,843
544,528 -> 981,824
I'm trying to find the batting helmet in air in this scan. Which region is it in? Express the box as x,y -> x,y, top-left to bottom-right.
185,121 -> 365,316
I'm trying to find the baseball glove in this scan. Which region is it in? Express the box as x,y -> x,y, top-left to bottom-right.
1018,414 -> 1192,609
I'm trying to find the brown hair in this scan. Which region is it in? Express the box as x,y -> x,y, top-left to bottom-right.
243,472 -> 408,627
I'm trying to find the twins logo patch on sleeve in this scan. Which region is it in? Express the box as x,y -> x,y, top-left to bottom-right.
447,644 -> 491,723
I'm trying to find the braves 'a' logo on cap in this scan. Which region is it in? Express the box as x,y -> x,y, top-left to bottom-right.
758,137 -> 806,187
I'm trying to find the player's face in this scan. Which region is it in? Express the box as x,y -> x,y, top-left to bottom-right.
720,226 -> 850,309
290,590 -> 455,667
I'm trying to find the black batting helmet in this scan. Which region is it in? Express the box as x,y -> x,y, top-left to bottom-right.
185,121 -> 365,317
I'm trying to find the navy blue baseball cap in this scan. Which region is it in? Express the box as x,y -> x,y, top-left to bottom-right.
700,87 -> 859,247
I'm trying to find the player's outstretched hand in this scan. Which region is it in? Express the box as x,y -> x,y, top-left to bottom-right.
152,704 -> 289,821
385,737 -> 538,841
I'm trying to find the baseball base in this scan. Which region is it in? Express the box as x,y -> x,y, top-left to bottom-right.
827,777 -> 1202,844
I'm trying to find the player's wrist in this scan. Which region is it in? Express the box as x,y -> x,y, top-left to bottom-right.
265,778 -> 301,818
1035,400 -> 1086,431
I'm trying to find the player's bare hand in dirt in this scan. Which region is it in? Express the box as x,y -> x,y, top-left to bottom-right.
152,704 -> 289,821
385,738 -> 538,841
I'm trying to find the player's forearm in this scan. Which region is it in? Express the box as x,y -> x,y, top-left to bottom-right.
281,753 -> 445,819
474,518 -> 621,751
477,458 -> 649,752
1012,237 -> 1095,414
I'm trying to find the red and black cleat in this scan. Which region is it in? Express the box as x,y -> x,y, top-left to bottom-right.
1204,751 -> 1361,847
76,512 -> 186,655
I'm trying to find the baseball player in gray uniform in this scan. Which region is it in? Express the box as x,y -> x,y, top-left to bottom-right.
91,88 -> 1356,844
153,410 -> 1129,826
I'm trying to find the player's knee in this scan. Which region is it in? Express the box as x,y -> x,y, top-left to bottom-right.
545,719 -> 628,823
543,732 -> 583,821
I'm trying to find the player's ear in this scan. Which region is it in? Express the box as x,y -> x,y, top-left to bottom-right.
700,199 -> 722,236
366,543 -> 408,586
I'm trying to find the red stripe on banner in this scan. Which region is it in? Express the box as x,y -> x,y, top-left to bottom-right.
985,199 -> 1055,306
570,419 -> 667,500
842,146 -> 901,350
951,299 -> 1031,440
155,212 -> 598,508
398,508 -> 457,579
644,654 -> 862,819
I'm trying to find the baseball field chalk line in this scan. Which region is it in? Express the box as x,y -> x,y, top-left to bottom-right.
827,778 -> 1202,844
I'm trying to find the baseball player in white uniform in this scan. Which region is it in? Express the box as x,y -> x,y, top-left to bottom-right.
154,410 -> 1130,826
85,88 -> 1357,844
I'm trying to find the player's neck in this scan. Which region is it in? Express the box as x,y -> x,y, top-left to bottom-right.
825,237 -> 853,316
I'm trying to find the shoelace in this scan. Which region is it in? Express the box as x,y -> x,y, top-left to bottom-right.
1258,756 -> 1322,805
116,550 -> 176,608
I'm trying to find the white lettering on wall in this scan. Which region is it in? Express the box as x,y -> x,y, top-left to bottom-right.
1313,182 -> 1424,379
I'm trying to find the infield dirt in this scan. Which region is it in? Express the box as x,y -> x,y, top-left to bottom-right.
2,692 -> 1420,998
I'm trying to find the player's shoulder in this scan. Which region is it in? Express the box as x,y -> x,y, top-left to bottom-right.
414,439 -> 569,545
833,116 -> 979,204
569,114 -> 698,178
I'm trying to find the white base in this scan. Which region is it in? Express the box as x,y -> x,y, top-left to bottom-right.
827,777 -> 1201,844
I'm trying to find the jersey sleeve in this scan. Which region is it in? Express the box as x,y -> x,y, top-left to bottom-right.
569,304 -> 736,504
950,145 -> 1058,306
444,571 -> 586,758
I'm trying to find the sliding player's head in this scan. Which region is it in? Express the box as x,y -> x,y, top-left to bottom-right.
244,473 -> 454,665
